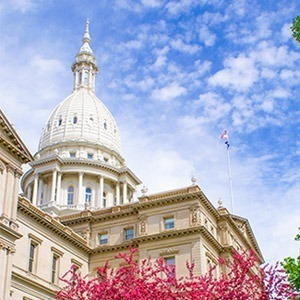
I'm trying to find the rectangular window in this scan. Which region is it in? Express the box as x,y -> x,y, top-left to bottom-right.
51,253 -> 59,284
87,153 -> 93,159
164,217 -> 175,230
164,256 -> 176,278
70,152 -> 76,158
28,242 -> 36,273
27,234 -> 42,273
99,233 -> 108,245
125,227 -> 134,241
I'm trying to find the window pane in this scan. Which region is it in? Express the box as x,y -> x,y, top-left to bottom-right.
85,187 -> 92,203
99,233 -> 108,245
164,256 -> 175,278
68,186 -> 74,205
51,254 -> 58,283
28,242 -> 35,272
164,217 -> 174,229
125,228 -> 134,240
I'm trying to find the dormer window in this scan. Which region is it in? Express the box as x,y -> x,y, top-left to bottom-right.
103,121 -> 107,130
58,118 -> 62,126
73,116 -> 78,124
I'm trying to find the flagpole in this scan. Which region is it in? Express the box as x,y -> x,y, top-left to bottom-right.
221,129 -> 235,213
226,144 -> 235,213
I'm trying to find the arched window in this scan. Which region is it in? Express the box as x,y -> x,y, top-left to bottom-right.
67,186 -> 74,205
103,192 -> 106,208
85,187 -> 92,203
73,116 -> 78,124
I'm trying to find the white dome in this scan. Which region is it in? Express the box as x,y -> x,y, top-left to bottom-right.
38,88 -> 121,155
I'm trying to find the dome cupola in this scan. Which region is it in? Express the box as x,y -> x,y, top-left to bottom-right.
38,20 -> 122,160
21,21 -> 141,217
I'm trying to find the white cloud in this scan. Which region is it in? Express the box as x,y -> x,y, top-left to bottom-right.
151,83 -> 187,101
281,23 -> 293,41
165,0 -> 197,15
152,46 -> 169,69
251,41 -> 300,67
3,0 -> 38,13
198,25 -> 216,46
208,55 -> 258,91
170,38 -> 200,54
194,92 -> 231,122
123,39 -> 143,49
30,56 -> 64,73
140,0 -> 162,8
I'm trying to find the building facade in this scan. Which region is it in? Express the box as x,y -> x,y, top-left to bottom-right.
0,22 -> 263,300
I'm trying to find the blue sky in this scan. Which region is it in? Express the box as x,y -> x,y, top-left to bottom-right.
0,0 -> 299,264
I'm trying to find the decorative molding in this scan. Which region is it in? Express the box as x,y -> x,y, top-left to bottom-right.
160,248 -> 179,256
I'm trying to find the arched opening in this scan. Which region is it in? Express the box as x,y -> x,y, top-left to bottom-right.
103,192 -> 107,208
67,186 -> 74,205
85,187 -> 92,203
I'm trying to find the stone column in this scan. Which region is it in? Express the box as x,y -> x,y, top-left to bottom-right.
3,248 -> 13,300
51,169 -> 57,203
0,246 -> 15,300
32,173 -> 39,206
115,182 -> 120,206
132,189 -> 137,202
0,247 -> 8,299
56,172 -> 62,205
99,176 -> 104,208
78,172 -> 83,206
123,181 -> 128,204
2,166 -> 14,222
38,178 -> 43,205
27,185 -> 32,201
11,170 -> 22,222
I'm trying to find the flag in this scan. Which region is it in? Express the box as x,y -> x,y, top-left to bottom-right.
221,129 -> 230,148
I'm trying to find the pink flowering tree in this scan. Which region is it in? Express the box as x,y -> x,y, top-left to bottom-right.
57,248 -> 299,300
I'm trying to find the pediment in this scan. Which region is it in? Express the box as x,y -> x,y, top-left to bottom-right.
0,109 -> 33,163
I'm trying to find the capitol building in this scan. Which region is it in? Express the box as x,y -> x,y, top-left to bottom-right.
0,22 -> 263,300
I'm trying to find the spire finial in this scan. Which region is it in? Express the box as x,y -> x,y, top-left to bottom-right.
218,197 -> 223,208
82,18 -> 91,44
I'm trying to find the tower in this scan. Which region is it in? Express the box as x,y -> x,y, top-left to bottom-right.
21,21 -> 141,216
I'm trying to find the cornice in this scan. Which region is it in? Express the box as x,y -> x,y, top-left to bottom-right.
0,222 -> 23,241
92,225 -> 223,254
18,196 -> 91,253
60,186 -> 220,226
37,141 -> 125,164
138,186 -> 220,219
30,155 -> 141,184
59,204 -> 139,226
220,214 -> 264,263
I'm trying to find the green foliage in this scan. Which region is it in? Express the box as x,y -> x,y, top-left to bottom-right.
291,16 -> 300,43
281,228 -> 300,292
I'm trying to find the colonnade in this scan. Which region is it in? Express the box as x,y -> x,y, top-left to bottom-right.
29,169 -> 135,210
